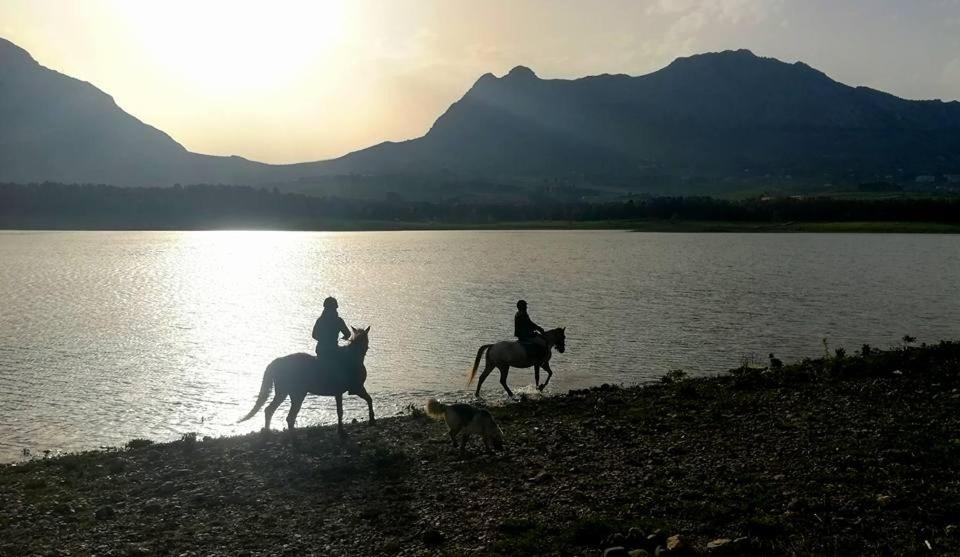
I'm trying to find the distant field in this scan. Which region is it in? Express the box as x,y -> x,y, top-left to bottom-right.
628,221 -> 960,233
334,220 -> 960,233
5,220 -> 960,233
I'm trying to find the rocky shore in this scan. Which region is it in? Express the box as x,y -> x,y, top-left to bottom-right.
3,341 -> 960,556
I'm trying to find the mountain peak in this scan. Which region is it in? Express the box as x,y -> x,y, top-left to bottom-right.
0,37 -> 37,66
715,48 -> 757,58
504,65 -> 537,80
668,48 -> 761,66
660,47 -> 835,86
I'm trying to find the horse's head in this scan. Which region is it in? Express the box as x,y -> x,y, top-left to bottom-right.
546,327 -> 566,353
348,326 -> 371,355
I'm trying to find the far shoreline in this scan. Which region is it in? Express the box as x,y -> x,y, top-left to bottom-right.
2,220 -> 960,233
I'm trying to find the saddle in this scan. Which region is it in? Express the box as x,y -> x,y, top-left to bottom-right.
313,351 -> 362,393
518,337 -> 548,361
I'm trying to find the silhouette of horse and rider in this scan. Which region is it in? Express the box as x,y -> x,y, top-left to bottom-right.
470,299 -> 565,399
239,297 -> 374,436
240,296 -> 566,434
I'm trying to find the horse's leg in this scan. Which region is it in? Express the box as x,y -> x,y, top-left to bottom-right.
498,365 -> 515,400
286,391 -> 305,433
263,390 -> 286,431
354,386 -> 375,425
540,362 -> 554,391
475,361 -> 496,398
459,432 -> 471,458
335,394 -> 345,437
534,364 -> 541,390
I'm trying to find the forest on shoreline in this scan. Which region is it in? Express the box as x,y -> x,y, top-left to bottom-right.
2,182 -> 959,231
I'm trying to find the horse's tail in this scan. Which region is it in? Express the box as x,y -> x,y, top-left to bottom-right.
237,361 -> 276,423
425,398 -> 446,419
467,344 -> 493,386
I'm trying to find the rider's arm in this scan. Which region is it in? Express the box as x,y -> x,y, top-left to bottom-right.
311,318 -> 322,341
338,318 -> 351,340
526,314 -> 545,333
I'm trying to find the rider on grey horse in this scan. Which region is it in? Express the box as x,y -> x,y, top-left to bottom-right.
514,299 -> 546,359
313,296 -> 351,359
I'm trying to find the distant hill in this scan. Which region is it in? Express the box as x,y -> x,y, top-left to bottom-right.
2,37 -> 959,189
0,38 -> 279,186
326,50 -> 960,181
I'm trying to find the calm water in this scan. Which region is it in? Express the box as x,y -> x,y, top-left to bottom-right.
1,230 -> 958,461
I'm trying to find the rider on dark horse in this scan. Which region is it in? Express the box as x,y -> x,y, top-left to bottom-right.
514,299 -> 547,359
313,296 -> 351,360
312,296 -> 366,394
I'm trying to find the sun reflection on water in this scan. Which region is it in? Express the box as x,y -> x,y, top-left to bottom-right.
164,231 -> 334,437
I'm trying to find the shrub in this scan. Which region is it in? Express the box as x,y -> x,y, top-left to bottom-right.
126,438 -> 153,450
403,403 -> 427,419
180,432 -> 198,454
660,369 -> 687,384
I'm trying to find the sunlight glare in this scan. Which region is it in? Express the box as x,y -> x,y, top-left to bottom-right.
119,1 -> 348,94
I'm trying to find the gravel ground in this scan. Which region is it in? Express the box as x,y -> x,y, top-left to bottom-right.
2,341 -> 959,556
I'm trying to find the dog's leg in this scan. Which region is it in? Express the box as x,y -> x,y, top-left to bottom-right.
448,421 -> 463,454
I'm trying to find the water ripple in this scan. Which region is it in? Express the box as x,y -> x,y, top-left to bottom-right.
1,230 -> 959,461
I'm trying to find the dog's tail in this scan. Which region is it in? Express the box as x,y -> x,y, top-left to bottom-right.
467,344 -> 493,386
425,398 -> 446,419
237,361 -> 276,423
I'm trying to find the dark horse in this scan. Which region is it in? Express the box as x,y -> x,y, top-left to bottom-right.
467,327 -> 566,399
239,326 -> 374,436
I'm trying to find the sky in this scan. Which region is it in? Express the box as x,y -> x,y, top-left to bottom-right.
2,0 -> 959,164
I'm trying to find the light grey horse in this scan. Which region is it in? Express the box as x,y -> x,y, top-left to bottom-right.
239,327 -> 374,436
468,327 -> 566,399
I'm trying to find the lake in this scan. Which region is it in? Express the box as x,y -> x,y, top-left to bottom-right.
1,230 -> 958,462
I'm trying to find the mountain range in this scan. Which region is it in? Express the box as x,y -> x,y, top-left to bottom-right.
2,37 -> 959,190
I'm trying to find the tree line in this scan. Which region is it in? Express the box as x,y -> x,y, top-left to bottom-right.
1,182 -> 958,229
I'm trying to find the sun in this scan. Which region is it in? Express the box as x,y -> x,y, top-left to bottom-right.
119,1 -> 348,95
